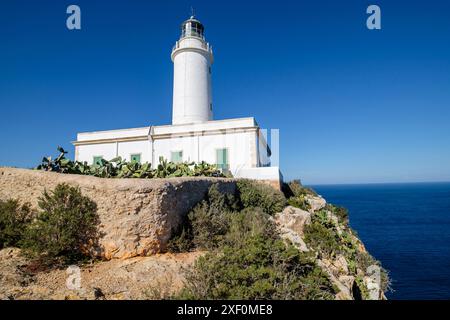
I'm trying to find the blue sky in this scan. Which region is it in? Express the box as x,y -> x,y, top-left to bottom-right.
1,0 -> 449,184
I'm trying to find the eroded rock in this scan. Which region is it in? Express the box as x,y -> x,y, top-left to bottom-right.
0,167 -> 235,260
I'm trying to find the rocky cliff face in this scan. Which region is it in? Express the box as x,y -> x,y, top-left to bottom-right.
274,197 -> 386,300
0,168 -> 235,259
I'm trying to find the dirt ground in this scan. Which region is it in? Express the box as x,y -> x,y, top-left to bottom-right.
0,248 -> 203,300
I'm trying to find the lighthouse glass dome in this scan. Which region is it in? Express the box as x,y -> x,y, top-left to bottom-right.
181,17 -> 205,39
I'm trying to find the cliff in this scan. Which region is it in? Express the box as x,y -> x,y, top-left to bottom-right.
0,167 -> 387,300
0,167 -> 235,259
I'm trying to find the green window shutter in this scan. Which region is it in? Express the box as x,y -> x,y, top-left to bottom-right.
216,149 -> 229,170
171,151 -> 183,163
93,156 -> 103,166
131,154 -> 141,163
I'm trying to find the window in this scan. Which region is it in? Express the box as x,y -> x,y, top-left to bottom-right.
171,151 -> 183,163
93,156 -> 103,166
130,154 -> 141,163
210,103 -> 213,111
216,148 -> 229,171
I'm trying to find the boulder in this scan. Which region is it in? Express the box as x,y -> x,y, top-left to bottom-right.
274,206 -> 311,236
273,206 -> 312,252
305,195 -> 327,212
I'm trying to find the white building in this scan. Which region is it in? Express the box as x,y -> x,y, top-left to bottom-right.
72,16 -> 282,187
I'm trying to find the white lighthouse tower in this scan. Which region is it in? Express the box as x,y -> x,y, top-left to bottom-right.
171,16 -> 213,125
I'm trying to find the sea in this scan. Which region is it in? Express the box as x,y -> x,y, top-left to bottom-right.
311,182 -> 450,300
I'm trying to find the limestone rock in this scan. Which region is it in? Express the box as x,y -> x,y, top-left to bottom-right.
0,167 -> 235,260
274,206 -> 311,236
364,275 -> 382,300
305,195 -> 327,212
273,206 -> 311,251
317,259 -> 353,300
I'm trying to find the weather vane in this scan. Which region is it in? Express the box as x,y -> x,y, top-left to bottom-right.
190,6 -> 195,18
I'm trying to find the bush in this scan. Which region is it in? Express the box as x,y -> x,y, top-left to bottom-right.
177,210 -> 335,300
21,183 -> 100,264
284,180 -> 317,198
237,180 -> 286,215
325,204 -> 349,224
304,222 -> 341,258
353,276 -> 369,300
0,199 -> 33,249
223,208 -> 277,247
167,227 -> 193,253
168,184 -> 239,252
287,195 -> 311,211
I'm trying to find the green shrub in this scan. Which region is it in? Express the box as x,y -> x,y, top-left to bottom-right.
353,276 -> 369,300
166,227 -> 193,253
237,180 -> 286,215
189,201 -> 231,250
312,210 -> 336,229
325,204 -> 349,224
177,210 -> 335,300
285,180 -> 317,198
0,199 -> 34,249
21,183 -> 100,264
287,195 -> 311,211
168,184 -> 239,252
223,208 -> 277,247
304,222 -> 341,258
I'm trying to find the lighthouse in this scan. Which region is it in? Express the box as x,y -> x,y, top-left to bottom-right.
171,16 -> 213,125
73,14 -> 282,189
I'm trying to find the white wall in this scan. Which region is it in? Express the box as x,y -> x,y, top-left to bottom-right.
77,127 -> 149,141
117,140 -> 152,163
154,118 -> 255,135
76,143 -> 118,164
235,167 -> 282,182
153,136 -> 198,163
152,131 -> 256,174
76,140 -> 152,164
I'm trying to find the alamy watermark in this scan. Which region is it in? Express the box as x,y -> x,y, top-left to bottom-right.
367,5 -> 381,30
66,5 -> 81,30
66,265 -> 81,290
66,4 -> 382,31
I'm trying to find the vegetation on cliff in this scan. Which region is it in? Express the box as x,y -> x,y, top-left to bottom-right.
168,182 -> 336,299
167,180 -> 390,300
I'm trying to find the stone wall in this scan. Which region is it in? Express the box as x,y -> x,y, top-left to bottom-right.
0,168 -> 236,260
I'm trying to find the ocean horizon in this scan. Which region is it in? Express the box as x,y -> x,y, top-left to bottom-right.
311,182 -> 450,300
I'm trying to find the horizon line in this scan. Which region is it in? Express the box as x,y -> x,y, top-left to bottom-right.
307,180 -> 450,187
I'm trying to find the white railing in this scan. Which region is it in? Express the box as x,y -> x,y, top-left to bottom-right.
172,40 -> 213,53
